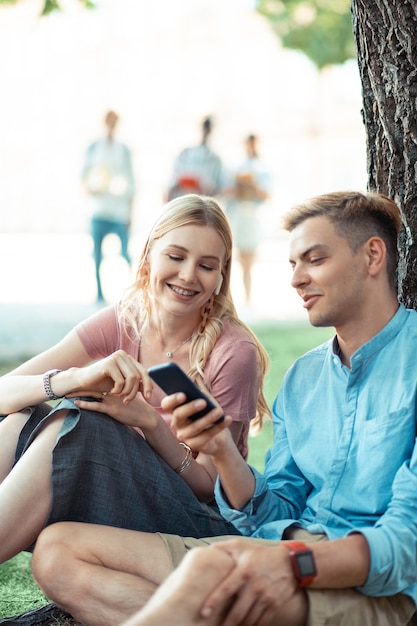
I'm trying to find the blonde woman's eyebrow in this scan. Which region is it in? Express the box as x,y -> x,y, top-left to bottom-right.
165,245 -> 221,262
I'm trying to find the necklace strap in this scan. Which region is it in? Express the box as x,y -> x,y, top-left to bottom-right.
166,335 -> 192,358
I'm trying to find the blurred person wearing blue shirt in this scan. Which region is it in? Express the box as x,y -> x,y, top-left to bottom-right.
82,110 -> 135,302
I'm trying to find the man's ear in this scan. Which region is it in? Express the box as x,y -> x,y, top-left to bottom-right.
366,236 -> 386,276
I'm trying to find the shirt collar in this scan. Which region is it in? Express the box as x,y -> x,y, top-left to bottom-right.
332,303 -> 406,366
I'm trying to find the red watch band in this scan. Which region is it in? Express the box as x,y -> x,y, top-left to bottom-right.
283,540 -> 317,589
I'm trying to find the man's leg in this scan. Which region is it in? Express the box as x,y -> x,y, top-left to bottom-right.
91,217 -> 106,301
32,522 -> 175,626
120,544 -> 308,626
121,547 -> 236,626
115,221 -> 131,266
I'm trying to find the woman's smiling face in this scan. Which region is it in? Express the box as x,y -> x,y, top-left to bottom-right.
148,223 -> 226,319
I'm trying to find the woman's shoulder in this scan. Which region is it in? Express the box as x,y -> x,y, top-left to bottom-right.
76,303 -> 118,331
214,319 -> 257,352
205,320 -> 260,406
75,304 -> 121,359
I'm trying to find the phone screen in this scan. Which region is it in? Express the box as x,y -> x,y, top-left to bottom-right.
148,362 -> 224,422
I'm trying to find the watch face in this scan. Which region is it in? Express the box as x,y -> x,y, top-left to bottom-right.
297,551 -> 316,577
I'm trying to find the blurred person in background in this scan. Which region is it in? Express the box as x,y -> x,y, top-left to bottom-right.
167,116 -> 224,201
82,110 -> 136,302
226,134 -> 271,303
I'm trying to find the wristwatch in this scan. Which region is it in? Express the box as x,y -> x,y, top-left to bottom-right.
283,541 -> 317,589
43,369 -> 63,401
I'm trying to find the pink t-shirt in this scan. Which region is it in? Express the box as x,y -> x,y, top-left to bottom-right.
75,305 -> 261,459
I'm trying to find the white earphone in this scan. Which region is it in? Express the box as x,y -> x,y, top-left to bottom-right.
214,275 -> 223,295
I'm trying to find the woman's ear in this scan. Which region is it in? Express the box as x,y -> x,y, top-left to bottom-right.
214,275 -> 223,295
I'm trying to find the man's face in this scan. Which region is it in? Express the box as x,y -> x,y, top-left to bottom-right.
288,216 -> 367,329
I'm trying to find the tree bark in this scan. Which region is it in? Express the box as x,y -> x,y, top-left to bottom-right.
351,0 -> 417,307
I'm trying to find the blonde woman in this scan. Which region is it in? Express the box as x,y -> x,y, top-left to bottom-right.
0,194 -> 270,566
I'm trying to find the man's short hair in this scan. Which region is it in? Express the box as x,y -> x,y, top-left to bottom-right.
282,191 -> 402,289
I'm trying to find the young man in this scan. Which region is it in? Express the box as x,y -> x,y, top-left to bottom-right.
31,192 -> 417,626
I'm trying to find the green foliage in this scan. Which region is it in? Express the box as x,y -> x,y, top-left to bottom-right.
256,0 -> 356,69
0,0 -> 96,15
1,0 -> 354,67
40,0 -> 59,15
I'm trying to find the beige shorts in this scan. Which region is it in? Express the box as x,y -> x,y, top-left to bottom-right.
158,529 -> 417,626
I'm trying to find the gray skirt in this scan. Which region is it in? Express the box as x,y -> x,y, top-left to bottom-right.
8,399 -> 240,550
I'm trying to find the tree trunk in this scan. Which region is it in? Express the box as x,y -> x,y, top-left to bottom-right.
351,0 -> 417,308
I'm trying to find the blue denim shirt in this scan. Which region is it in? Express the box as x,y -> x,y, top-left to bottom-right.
216,304 -> 417,604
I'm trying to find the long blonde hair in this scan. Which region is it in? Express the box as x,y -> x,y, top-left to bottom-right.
120,194 -> 270,431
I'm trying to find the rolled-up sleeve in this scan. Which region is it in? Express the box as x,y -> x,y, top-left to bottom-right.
354,447 -> 417,598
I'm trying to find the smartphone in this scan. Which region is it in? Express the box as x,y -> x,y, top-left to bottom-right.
148,362 -> 224,422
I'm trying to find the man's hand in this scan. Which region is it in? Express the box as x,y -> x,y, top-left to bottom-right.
162,393 -> 233,456
163,393 -> 257,509
200,538 -> 302,626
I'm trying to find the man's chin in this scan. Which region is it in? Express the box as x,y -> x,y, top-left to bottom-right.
308,313 -> 331,328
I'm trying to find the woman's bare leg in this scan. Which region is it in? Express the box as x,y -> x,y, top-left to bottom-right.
33,522 -> 175,626
0,412 -> 65,563
238,250 -> 255,303
0,411 -> 31,482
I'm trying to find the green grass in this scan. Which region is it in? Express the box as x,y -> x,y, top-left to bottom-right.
0,320 -> 332,618
247,321 -> 332,471
0,553 -> 48,619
